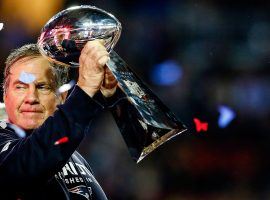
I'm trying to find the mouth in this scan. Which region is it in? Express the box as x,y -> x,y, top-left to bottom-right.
20,111 -> 44,120
20,110 -> 43,114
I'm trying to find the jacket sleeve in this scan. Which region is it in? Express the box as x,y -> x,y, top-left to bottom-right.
0,85 -> 104,187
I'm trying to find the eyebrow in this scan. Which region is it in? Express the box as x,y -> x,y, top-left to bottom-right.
11,80 -> 51,86
12,80 -> 28,85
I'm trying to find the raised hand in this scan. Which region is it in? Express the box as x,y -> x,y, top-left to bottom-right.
77,40 -> 109,97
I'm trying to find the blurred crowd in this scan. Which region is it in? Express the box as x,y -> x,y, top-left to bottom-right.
0,0 -> 270,199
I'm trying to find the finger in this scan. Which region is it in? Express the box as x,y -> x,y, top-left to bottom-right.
104,67 -> 115,77
101,80 -> 118,89
103,72 -> 117,82
105,76 -> 116,83
98,54 -> 110,66
96,50 -> 109,60
102,80 -> 118,89
100,86 -> 117,97
80,49 -> 109,68
103,69 -> 116,82
104,73 -> 116,82
82,40 -> 106,55
84,40 -> 104,49
104,66 -> 113,74
81,41 -> 93,55
96,39 -> 105,45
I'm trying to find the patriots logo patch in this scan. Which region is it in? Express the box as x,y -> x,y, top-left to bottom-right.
69,185 -> 92,200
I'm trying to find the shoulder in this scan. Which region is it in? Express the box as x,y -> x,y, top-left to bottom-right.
0,121 -> 20,155
72,151 -> 94,174
0,121 -> 21,141
72,151 -> 86,163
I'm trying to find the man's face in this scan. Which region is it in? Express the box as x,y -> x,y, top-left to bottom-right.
4,56 -> 62,130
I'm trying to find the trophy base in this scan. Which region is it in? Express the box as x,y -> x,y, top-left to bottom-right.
137,128 -> 187,163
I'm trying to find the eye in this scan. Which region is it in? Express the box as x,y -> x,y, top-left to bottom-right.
15,84 -> 27,90
37,84 -> 51,90
36,83 -> 53,94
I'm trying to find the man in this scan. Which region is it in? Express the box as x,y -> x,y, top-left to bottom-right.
0,41 -> 117,199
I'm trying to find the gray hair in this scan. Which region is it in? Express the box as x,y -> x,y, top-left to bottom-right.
3,43 -> 69,94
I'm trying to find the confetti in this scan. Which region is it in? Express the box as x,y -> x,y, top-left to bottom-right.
0,23 -> 3,31
193,118 -> 208,132
218,105 -> 236,128
54,136 -> 69,145
57,80 -> 75,94
0,121 -> 7,129
19,71 -> 36,84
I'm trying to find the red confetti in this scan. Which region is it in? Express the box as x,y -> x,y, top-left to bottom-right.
193,118 -> 208,132
54,136 -> 69,145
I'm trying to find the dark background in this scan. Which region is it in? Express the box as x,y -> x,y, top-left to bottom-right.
1,0 -> 270,199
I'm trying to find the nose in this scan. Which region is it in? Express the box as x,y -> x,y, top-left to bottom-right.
24,85 -> 40,104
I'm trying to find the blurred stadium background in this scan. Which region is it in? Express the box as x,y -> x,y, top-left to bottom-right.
1,0 -> 270,199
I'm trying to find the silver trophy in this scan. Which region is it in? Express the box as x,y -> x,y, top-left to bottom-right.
37,5 -> 187,163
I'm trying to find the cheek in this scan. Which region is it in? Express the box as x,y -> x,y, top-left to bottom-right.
4,94 -> 22,113
41,95 -> 60,114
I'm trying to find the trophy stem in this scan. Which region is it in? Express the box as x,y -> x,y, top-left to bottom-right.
107,50 -> 187,163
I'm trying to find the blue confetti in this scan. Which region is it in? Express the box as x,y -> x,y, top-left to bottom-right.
218,105 -> 236,128
19,71 -> 36,84
150,60 -> 183,86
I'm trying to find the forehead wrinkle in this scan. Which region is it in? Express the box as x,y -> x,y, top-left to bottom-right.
10,60 -> 53,79
10,56 -> 40,69
9,71 -> 41,82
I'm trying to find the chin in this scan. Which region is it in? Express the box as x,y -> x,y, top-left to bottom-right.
19,124 -> 39,131
18,120 -> 43,131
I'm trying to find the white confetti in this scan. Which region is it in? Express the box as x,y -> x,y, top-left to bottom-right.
19,71 -> 36,84
57,80 -> 75,94
0,23 -> 3,31
0,121 -> 7,129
